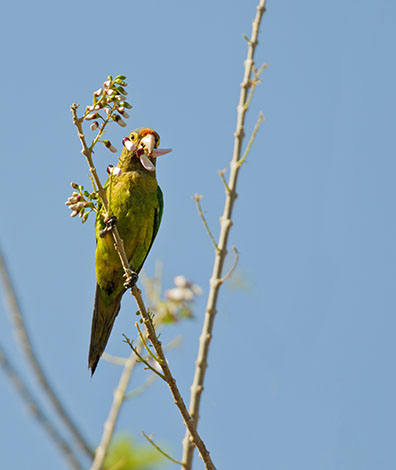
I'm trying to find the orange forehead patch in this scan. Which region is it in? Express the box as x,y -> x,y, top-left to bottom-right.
139,128 -> 160,140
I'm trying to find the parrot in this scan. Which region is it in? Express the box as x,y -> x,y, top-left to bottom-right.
88,128 -> 171,375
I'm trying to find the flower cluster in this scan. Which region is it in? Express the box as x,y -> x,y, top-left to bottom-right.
160,276 -> 203,321
65,182 -> 98,223
84,74 -> 133,154
166,276 -> 203,302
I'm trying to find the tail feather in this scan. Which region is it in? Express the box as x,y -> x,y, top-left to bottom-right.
89,285 -> 123,375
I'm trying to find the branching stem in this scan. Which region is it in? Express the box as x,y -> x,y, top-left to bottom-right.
181,1 -> 267,468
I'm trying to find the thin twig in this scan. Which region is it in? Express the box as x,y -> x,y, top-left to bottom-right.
90,351 -> 140,470
0,343 -> 82,470
123,334 -> 166,380
141,431 -> 184,466
219,246 -> 239,284
238,113 -> 265,167
218,169 -> 230,193
0,247 -> 94,460
181,1 -> 267,468
193,194 -> 219,251
71,106 -> 216,470
135,322 -> 162,365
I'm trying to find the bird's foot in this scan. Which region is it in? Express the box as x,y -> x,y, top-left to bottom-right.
123,270 -> 139,289
99,216 -> 117,238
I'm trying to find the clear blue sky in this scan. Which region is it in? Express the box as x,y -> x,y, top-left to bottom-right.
1,1 -> 396,469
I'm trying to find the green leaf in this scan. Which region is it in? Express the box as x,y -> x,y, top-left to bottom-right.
104,434 -> 164,470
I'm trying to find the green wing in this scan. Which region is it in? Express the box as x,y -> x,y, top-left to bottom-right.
135,184 -> 163,273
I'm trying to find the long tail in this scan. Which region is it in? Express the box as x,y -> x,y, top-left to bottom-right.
88,285 -> 123,375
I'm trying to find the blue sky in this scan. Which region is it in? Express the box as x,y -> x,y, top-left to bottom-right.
1,0 -> 396,469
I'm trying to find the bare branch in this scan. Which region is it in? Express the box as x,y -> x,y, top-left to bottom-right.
90,351 -> 140,470
182,1 -> 267,468
0,343 -> 82,470
141,431 -> 184,466
0,247 -> 93,459
193,194 -> 219,251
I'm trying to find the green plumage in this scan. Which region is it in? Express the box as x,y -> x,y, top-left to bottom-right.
89,129 -> 163,374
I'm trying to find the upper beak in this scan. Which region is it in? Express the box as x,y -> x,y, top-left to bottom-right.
140,134 -> 155,157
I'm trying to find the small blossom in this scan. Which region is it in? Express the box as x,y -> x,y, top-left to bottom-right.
174,275 -> 189,288
94,88 -> 102,96
86,105 -> 94,111
123,137 -> 135,152
65,195 -> 82,206
104,140 -> 117,153
118,108 -> 130,118
85,112 -> 98,121
104,107 -> 111,115
106,89 -> 115,96
107,165 -> 122,176
119,101 -> 132,109
114,115 -> 126,127
90,121 -> 99,131
166,287 -> 193,302
166,276 -> 202,302
70,210 -> 79,218
69,202 -> 85,211
104,80 -> 111,88
94,103 -> 103,110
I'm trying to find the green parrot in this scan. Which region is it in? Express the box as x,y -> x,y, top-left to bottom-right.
89,128 -> 171,374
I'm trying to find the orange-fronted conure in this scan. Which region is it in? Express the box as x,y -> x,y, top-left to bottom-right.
89,128 -> 171,374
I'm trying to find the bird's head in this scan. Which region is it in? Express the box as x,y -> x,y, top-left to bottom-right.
119,128 -> 172,172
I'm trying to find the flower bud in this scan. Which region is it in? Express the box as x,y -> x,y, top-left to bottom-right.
71,182 -> 79,189
104,140 -> 117,153
90,121 -> 99,131
118,108 -> 130,118
104,107 -> 111,115
115,79 -> 128,86
94,88 -> 102,96
69,202 -> 85,211
114,115 -> 126,127
123,137 -> 135,152
119,101 -> 132,109
82,212 -> 89,223
107,165 -> 122,176
104,80 -> 111,88
71,210 -> 79,218
85,112 -> 98,121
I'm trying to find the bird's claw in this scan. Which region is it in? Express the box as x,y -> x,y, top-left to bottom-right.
124,271 -> 138,289
99,216 -> 117,238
